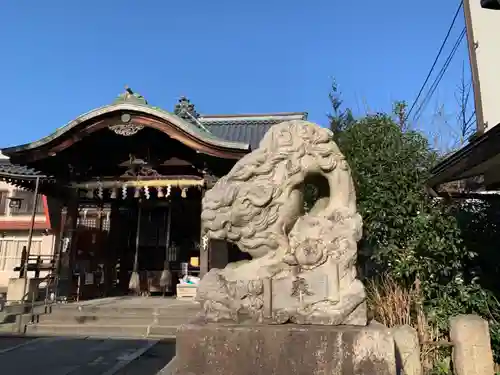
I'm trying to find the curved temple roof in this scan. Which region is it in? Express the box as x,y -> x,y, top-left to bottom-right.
2,102 -> 250,157
0,89 -> 307,191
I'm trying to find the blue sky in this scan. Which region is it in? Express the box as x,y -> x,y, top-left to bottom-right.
0,1 -> 470,149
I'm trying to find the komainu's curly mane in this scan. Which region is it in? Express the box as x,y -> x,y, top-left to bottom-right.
197,119 -> 366,326
201,120 -> 353,259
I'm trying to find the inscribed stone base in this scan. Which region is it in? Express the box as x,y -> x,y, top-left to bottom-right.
168,321 -> 397,375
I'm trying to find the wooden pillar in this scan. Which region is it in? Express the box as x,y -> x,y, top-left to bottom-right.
199,176 -> 219,277
208,239 -> 229,270
199,187 -> 209,278
199,231 -> 209,278
56,193 -> 79,300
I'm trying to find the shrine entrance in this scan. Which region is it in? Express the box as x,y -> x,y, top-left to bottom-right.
71,193 -> 202,299
0,89 -> 250,301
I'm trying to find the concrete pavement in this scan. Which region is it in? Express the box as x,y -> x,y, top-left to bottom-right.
0,336 -> 34,353
0,335 -> 175,375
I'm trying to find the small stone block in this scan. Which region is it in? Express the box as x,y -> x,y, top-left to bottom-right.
170,322 -> 396,375
450,314 -> 495,375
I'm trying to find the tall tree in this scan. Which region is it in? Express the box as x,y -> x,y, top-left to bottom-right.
327,79 -> 354,139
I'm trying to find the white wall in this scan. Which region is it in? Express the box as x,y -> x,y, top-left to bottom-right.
0,180 -> 55,290
0,234 -> 55,290
467,0 -> 500,131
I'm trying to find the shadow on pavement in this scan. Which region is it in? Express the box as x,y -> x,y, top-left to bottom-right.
0,334 -> 176,375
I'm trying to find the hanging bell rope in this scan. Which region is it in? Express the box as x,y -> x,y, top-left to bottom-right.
160,204 -> 173,296
129,203 -> 142,295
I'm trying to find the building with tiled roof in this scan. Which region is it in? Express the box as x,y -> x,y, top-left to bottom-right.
0,88 -> 307,301
0,153 -> 53,292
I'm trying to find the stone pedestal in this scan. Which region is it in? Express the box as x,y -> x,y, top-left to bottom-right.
167,322 -> 396,375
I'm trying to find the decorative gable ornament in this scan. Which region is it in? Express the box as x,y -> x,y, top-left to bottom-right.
108,113 -> 144,136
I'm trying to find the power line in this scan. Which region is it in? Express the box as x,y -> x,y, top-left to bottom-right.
404,0 -> 464,124
412,27 -> 466,124
412,29 -> 465,123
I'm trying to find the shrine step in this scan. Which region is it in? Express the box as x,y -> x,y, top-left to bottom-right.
148,325 -> 184,337
19,297 -> 200,337
51,305 -> 201,317
34,313 -> 197,326
24,323 -> 180,338
24,310 -> 198,338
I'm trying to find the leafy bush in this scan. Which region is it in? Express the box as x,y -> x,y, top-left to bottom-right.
334,111 -> 471,296
327,84 -> 500,364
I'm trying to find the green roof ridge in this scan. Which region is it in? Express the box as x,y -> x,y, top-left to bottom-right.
113,87 -> 148,105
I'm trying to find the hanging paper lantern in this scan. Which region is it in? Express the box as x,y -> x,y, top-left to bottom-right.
157,187 -> 164,198
134,187 -> 141,198
144,186 -> 150,199
181,187 -> 187,198
165,185 -> 171,198
110,188 -> 117,199
122,185 -> 128,199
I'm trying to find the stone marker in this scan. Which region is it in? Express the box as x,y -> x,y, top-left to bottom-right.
450,314 -> 495,375
391,325 -> 422,375
170,120 -> 396,375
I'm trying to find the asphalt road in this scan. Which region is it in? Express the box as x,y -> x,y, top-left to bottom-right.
0,336 -> 175,375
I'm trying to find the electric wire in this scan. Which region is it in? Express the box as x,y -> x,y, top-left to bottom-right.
412,27 -> 466,124
404,0 -> 464,124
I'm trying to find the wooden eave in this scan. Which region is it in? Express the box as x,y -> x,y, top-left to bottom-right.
2,103 -> 251,163
427,124 -> 500,190
0,221 -> 51,231
481,0 -> 500,10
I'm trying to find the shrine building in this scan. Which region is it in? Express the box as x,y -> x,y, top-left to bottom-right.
0,88 -> 307,300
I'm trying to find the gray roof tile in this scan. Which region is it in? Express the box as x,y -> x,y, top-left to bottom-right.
201,113 -> 308,150
0,159 -> 45,178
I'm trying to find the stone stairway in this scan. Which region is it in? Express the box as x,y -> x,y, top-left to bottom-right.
21,296 -> 201,338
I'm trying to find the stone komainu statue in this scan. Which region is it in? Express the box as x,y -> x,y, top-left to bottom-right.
197,120 -> 367,325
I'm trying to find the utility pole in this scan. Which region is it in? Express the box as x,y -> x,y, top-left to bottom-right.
17,176 -> 41,333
